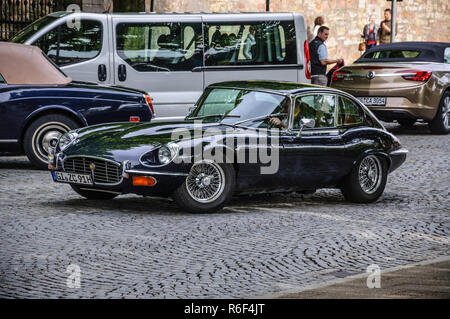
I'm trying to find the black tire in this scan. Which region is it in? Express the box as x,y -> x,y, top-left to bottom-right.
70,185 -> 118,200
428,91 -> 450,134
397,119 -> 416,128
23,114 -> 79,169
172,161 -> 235,213
340,155 -> 388,203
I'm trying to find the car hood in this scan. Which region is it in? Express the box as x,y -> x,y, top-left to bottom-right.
63,121 -> 233,163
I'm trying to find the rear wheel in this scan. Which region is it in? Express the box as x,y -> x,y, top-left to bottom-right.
70,185 -> 118,200
429,92 -> 450,134
340,155 -> 387,203
23,114 -> 79,169
172,161 -> 235,213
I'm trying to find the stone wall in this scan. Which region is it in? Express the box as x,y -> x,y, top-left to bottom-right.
150,0 -> 450,66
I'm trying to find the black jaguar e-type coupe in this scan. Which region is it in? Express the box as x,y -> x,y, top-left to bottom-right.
49,81 -> 407,213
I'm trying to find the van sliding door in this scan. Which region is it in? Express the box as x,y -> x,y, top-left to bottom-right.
112,15 -> 204,122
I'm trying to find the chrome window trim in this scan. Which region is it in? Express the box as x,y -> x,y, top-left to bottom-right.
290,92 -> 339,132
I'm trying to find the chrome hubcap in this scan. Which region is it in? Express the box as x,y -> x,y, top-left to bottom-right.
33,122 -> 70,162
186,161 -> 225,203
358,155 -> 382,194
443,96 -> 450,129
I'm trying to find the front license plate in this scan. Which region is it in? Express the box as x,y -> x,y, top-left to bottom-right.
356,97 -> 386,106
52,171 -> 93,185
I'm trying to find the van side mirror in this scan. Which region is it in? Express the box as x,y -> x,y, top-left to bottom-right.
297,118 -> 315,137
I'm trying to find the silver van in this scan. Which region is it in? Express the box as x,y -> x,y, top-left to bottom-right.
12,11 -> 310,122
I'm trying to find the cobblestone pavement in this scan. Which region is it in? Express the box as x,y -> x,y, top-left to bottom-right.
0,123 -> 449,298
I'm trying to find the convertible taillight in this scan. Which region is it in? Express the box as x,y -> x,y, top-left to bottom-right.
304,40 -> 311,80
331,70 -> 351,82
396,70 -> 432,82
144,94 -> 155,115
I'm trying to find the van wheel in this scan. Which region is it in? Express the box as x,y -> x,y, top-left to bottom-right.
70,185 -> 118,200
340,155 -> 387,203
429,92 -> 450,134
172,161 -> 235,213
23,114 -> 79,169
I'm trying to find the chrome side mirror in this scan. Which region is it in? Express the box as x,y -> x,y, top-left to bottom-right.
297,118 -> 315,137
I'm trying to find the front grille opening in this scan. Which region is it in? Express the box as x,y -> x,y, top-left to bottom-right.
64,157 -> 121,184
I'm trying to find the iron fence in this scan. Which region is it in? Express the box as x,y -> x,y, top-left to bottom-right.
0,0 -> 74,41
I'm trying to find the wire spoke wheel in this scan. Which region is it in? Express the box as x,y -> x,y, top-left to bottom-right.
358,155 -> 382,194
186,161 -> 225,203
442,96 -> 450,129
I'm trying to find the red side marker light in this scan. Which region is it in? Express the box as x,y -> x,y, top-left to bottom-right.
129,116 -> 140,122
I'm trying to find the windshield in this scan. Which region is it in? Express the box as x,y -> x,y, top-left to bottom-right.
187,88 -> 290,128
11,14 -> 62,43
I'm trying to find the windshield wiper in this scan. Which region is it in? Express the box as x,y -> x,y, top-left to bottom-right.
232,113 -> 287,126
187,114 -> 241,120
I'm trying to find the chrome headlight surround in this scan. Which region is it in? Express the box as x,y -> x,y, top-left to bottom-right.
57,131 -> 78,151
157,142 -> 179,165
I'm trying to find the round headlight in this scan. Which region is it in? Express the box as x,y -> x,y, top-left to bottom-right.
58,132 -> 77,151
157,143 -> 179,165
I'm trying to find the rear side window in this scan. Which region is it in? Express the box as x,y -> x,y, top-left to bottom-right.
0,73 -> 6,84
33,20 -> 102,66
337,96 -> 363,126
204,21 -> 297,66
293,94 -> 336,129
364,50 -> 420,59
116,22 -> 203,72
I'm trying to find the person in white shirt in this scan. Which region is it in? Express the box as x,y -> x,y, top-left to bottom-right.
243,26 -> 256,60
313,16 -> 325,37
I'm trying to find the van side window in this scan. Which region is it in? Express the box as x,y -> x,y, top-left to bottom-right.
293,94 -> 336,129
116,22 -> 203,72
204,21 -> 297,66
33,20 -> 102,67
337,96 -> 364,126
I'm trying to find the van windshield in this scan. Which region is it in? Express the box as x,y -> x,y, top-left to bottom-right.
11,13 -> 65,43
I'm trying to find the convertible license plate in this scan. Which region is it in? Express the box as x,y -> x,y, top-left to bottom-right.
356,97 -> 386,106
52,171 -> 93,185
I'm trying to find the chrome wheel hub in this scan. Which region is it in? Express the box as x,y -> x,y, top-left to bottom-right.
186,162 -> 225,203
443,96 -> 450,129
33,122 -> 70,162
358,155 -> 382,194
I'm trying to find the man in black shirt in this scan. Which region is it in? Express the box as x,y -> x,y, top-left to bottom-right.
309,26 -> 343,86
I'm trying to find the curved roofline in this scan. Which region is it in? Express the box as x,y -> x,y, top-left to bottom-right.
207,80 -> 346,95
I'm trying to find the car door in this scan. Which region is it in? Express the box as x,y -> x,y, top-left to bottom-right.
279,93 -> 346,189
31,14 -> 110,84
112,15 -> 204,122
